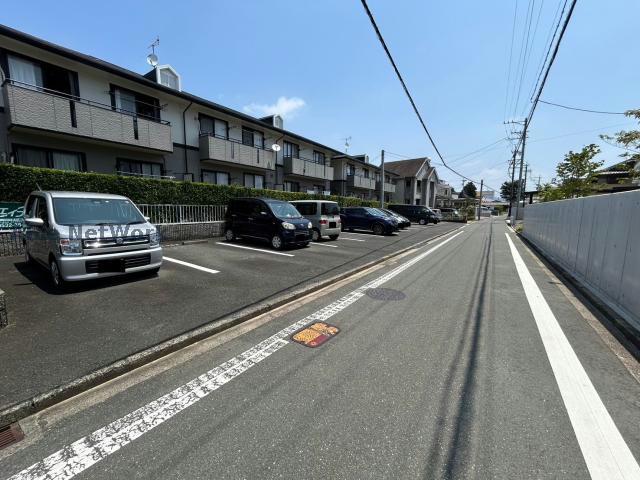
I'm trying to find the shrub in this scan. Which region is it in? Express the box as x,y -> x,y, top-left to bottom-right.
0,164 -> 379,207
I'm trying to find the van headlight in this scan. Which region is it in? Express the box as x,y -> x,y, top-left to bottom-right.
282,222 -> 295,230
59,239 -> 82,255
149,231 -> 160,246
307,222 -> 313,229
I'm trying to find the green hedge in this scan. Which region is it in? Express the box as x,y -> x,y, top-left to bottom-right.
0,164 -> 379,207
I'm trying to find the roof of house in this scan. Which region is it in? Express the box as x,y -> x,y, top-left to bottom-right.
383,158 -> 430,178
0,24 -> 343,155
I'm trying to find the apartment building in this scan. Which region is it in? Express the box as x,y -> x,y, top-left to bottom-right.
384,157 -> 439,207
0,25 -> 337,192
329,154 -> 397,201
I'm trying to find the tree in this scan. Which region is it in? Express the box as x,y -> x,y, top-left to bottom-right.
600,109 -> 640,182
539,183 -> 564,202
500,180 -> 525,202
462,181 -> 477,199
554,144 -> 603,198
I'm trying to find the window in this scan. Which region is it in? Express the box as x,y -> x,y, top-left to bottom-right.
294,202 -> 316,216
313,151 -> 325,165
283,141 -> 299,158
244,173 -> 265,189
110,85 -> 161,121
201,170 -> 229,185
346,165 -> 355,176
117,159 -> 162,178
6,53 -> 77,96
363,170 -> 369,178
417,180 -> 422,189
405,179 -> 411,187
284,181 -> 299,192
321,202 -> 340,215
14,145 -> 84,171
36,196 -> 49,226
159,69 -> 179,90
199,115 -> 228,139
242,128 -> 264,149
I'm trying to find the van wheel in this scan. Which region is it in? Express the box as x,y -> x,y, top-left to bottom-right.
419,219 -> 427,225
49,258 -> 66,290
311,228 -> 321,242
224,228 -> 235,241
373,223 -> 385,235
329,234 -> 339,241
271,234 -> 284,250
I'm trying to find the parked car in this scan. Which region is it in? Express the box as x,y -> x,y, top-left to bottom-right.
290,200 -> 341,241
387,204 -> 439,225
379,208 -> 411,229
224,197 -> 312,250
439,207 -> 464,221
23,191 -> 162,289
431,208 -> 443,221
339,207 -> 398,235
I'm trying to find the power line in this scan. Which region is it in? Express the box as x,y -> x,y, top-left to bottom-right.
503,0 -> 520,122
538,99 -> 625,115
359,0 -> 481,185
511,0 -> 536,119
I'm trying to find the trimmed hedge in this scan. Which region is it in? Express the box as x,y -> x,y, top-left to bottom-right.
0,164 -> 379,207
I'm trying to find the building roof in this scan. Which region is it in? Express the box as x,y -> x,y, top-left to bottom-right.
0,24 -> 343,155
384,158 -> 430,178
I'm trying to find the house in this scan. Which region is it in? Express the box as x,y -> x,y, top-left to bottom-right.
0,24 -> 339,193
383,157 -> 439,207
592,159 -> 640,194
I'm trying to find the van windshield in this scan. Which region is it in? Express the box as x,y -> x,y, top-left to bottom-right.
269,202 -> 302,219
53,198 -> 145,226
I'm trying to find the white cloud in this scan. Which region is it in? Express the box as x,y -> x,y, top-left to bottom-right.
243,96 -> 306,120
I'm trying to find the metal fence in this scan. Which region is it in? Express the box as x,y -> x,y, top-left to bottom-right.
0,231 -> 23,257
137,204 -> 226,225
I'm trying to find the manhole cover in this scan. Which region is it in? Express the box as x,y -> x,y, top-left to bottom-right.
366,288 -> 406,301
291,322 -> 340,348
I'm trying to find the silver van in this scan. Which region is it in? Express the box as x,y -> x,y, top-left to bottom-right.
289,200 -> 341,241
23,191 -> 162,288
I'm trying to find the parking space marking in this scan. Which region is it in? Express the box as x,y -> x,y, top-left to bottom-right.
340,231 -> 376,236
337,237 -> 365,242
309,242 -> 338,248
215,242 -> 295,257
163,257 -> 220,274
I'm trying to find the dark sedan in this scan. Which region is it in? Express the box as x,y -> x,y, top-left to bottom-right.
340,207 -> 398,235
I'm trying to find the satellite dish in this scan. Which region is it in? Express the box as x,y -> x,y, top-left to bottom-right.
147,53 -> 159,67
271,144 -> 281,152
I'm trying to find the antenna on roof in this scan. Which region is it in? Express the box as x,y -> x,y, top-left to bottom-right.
147,36 -> 160,67
343,136 -> 352,154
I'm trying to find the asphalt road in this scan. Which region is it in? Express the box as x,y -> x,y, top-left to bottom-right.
1,218 -> 639,479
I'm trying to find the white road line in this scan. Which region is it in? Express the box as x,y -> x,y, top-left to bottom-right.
7,230 -> 465,480
163,257 -> 220,274
505,233 -> 640,480
309,242 -> 338,248
215,242 -> 295,257
338,237 -> 365,242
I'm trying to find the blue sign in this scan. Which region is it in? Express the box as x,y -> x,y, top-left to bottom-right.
0,202 -> 25,231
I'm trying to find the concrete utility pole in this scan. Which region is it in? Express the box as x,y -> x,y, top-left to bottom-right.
522,164 -> 530,207
507,149 -> 517,218
477,179 -> 483,220
514,118 -> 528,224
380,149 -> 385,208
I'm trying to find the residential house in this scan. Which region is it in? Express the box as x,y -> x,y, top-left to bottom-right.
592,159 -> 640,194
0,24 -> 338,192
384,157 -> 439,207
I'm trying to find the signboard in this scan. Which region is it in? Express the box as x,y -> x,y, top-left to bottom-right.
0,202 -> 25,232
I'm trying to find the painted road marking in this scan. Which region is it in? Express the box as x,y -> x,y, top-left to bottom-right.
6,230 -> 464,480
215,242 -> 295,257
338,237 -> 365,242
505,233 -> 640,480
291,322 -> 340,347
163,257 -> 220,274
309,242 -> 338,248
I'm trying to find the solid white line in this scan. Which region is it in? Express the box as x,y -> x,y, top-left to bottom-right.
7,229 -> 465,480
163,257 -> 220,274
309,242 -> 338,248
215,242 -> 294,257
337,237 -> 365,242
505,233 -> 640,480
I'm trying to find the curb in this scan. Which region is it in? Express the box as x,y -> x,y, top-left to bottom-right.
0,225 -> 464,428
0,288 -> 7,329
517,233 -> 640,358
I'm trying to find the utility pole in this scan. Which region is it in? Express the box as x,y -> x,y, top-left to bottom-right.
514,118 -> 528,223
379,149 -> 385,208
507,149 -> 517,217
477,179 -> 483,221
522,163 -> 529,207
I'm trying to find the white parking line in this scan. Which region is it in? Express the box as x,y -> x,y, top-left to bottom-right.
340,231 -> 375,236
309,242 -> 338,248
215,242 -> 295,257
163,257 -> 220,274
5,230 -> 464,480
338,237 -> 366,242
505,233 -> 640,480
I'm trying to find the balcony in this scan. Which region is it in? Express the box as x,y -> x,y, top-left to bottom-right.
347,174 -> 376,190
283,156 -> 334,180
2,80 -> 173,152
199,134 -> 275,170
376,181 -> 396,193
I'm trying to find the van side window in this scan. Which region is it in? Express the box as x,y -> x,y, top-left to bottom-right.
36,198 -> 49,225
251,202 -> 266,216
25,196 -> 38,218
295,203 -> 316,216
321,203 -> 339,215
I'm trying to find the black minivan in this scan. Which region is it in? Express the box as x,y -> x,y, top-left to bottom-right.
224,197 -> 312,250
388,204 -> 439,225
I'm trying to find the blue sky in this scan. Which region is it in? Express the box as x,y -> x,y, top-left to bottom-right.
2,0 -> 639,194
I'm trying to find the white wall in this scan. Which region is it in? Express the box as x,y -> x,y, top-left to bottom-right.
523,190 -> 640,332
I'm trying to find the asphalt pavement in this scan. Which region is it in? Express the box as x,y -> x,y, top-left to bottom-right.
1,218 -> 639,479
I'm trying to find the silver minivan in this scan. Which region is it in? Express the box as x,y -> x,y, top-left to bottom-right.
23,191 -> 162,288
289,200 -> 341,241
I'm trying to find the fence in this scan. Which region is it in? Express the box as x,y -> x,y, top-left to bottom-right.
522,190 -> 640,333
137,204 -> 226,224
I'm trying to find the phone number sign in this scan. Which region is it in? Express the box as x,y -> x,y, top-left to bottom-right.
0,202 -> 25,231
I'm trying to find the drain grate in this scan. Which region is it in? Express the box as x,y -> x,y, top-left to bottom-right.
0,423 -> 24,450
366,288 -> 406,301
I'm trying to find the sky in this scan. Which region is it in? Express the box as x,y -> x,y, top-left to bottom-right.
2,0 -> 639,196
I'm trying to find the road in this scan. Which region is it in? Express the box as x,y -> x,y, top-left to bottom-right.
1,218 -> 639,479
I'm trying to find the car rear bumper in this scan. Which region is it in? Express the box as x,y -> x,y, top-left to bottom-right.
319,226 -> 341,237
58,247 -> 163,281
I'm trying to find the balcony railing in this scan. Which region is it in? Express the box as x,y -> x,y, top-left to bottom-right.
2,80 -> 173,152
347,174 -> 376,190
376,181 -> 396,193
199,133 -> 275,170
283,156 -> 334,180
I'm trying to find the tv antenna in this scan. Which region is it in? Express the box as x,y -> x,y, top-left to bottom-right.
147,37 -> 160,67
343,136 -> 352,153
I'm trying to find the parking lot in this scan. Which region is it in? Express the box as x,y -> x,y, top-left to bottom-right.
0,222 -> 460,410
